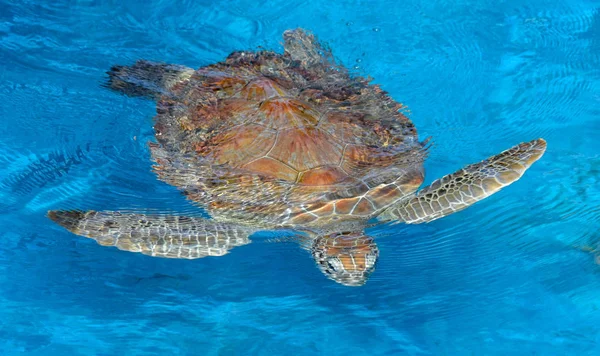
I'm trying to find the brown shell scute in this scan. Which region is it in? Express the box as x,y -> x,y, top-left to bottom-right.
258,98 -> 320,129
203,124 -> 276,165
240,78 -> 287,100
268,128 -> 343,171
151,29 -> 425,225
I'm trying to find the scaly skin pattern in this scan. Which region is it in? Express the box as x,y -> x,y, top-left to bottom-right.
48,211 -> 254,259
380,139 -> 547,223
311,232 -> 379,286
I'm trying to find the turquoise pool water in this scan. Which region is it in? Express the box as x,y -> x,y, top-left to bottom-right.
1,0 -> 599,354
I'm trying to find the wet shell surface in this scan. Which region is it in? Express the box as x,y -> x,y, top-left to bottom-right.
150,29 -> 426,226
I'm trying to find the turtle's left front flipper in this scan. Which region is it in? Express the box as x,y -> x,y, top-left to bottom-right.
381,138 -> 547,224
48,211 -> 256,258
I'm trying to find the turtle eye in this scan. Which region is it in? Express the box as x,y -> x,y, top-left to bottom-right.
327,261 -> 337,272
326,258 -> 343,273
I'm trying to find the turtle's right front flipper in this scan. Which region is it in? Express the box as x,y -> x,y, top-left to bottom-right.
107,60 -> 194,99
48,210 -> 255,259
381,138 -> 547,223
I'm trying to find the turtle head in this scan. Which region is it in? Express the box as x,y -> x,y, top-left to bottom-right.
311,231 -> 379,287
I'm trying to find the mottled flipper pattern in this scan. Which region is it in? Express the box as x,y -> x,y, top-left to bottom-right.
107,60 -> 194,99
381,138 -> 547,223
48,211 -> 255,258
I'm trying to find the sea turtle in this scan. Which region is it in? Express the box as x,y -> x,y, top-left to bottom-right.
48,29 -> 546,286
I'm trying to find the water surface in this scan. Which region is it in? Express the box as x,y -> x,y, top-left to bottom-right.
1,0 -> 600,354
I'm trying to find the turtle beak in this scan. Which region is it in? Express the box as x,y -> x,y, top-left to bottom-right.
311,231 -> 379,287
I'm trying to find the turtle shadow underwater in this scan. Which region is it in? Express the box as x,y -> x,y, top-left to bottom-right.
48,29 -> 546,286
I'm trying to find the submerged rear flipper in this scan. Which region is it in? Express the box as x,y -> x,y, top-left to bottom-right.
107,60 -> 194,99
381,138 -> 547,223
48,210 -> 255,258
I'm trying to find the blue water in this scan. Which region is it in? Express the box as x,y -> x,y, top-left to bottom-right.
1,0 -> 600,354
